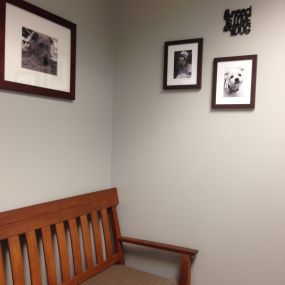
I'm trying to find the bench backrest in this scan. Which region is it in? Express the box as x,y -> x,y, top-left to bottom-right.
0,188 -> 123,285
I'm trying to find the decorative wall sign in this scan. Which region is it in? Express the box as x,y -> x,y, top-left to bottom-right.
224,6 -> 252,36
163,38 -> 203,89
0,0 -> 76,100
212,55 -> 257,109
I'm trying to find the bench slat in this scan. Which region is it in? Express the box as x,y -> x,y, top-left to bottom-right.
42,226 -> 58,285
101,209 -> 113,259
26,231 -> 42,285
0,242 -> 6,285
80,215 -> 94,269
111,207 -> 125,263
8,236 -> 25,285
91,212 -> 104,264
55,222 -> 71,282
0,188 -> 119,241
0,188 -> 118,227
68,218 -> 83,275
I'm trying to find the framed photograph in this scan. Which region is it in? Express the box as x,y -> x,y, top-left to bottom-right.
212,55 -> 257,109
163,38 -> 203,90
0,0 -> 76,100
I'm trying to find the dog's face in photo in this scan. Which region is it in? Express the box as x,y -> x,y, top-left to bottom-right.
174,50 -> 192,79
177,52 -> 188,70
22,28 -> 58,75
224,67 -> 244,96
28,32 -> 54,66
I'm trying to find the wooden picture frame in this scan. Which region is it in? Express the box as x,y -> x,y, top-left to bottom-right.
0,0 -> 76,100
212,55 -> 257,109
163,38 -> 203,90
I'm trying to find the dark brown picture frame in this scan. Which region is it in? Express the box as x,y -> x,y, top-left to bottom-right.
212,55 -> 257,109
0,0 -> 76,100
163,38 -> 203,90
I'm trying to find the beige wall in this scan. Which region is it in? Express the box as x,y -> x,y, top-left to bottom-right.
0,0 -> 114,211
2,1 -> 285,285
112,0 -> 285,285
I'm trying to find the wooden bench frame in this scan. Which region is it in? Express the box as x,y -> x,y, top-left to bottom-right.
0,188 -> 198,285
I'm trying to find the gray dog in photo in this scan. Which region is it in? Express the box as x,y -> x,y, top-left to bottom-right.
22,31 -> 57,75
29,32 -> 54,66
224,67 -> 244,96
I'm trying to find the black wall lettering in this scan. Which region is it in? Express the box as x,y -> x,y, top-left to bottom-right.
224,6 -> 252,36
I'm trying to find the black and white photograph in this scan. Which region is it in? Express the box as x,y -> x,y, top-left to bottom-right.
212,55 -> 257,109
163,38 -> 203,89
0,0 -> 76,100
174,50 -> 192,79
223,67 -> 244,97
22,27 -> 58,76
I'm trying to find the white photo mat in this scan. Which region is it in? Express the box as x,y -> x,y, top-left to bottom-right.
215,59 -> 253,105
167,43 -> 198,86
212,55 -> 257,109
5,3 -> 71,92
163,38 -> 203,90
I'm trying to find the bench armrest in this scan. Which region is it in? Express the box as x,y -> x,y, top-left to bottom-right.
118,236 -> 198,256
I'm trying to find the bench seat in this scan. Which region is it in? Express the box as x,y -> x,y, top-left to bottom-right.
81,265 -> 177,285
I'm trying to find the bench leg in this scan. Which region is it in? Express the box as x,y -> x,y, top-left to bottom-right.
180,255 -> 191,285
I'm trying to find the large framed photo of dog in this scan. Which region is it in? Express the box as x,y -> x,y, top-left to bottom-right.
0,0 -> 76,100
163,38 -> 203,90
212,55 -> 257,109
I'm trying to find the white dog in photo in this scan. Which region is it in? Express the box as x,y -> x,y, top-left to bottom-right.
224,67 -> 244,97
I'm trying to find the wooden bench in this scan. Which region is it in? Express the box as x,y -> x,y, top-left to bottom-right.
0,188 -> 198,285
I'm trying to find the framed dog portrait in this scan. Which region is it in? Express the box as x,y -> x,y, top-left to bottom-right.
163,38 -> 203,90
0,0 -> 76,100
212,55 -> 257,109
